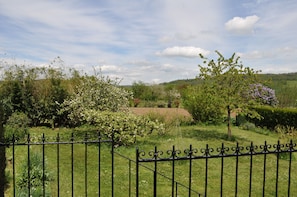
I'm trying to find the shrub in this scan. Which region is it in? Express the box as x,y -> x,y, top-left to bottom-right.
183,86 -> 224,124
249,106 -> 297,129
16,151 -> 53,196
82,110 -> 165,146
241,122 -> 256,131
4,112 -> 31,141
275,125 -> 297,143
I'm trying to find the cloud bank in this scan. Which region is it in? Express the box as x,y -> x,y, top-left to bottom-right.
156,47 -> 210,58
225,15 -> 260,35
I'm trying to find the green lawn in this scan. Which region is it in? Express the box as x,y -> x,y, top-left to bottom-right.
4,124 -> 297,197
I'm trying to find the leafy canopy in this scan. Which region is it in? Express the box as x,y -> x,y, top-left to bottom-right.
198,51 -> 261,137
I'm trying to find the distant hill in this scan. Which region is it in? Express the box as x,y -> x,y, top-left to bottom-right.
258,72 -> 297,81
161,72 -> 297,86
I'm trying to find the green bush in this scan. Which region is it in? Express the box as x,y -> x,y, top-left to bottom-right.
249,106 -> 297,129
241,122 -> 256,131
4,112 -> 31,141
16,151 -> 52,196
83,110 -> 165,146
183,86 -> 224,124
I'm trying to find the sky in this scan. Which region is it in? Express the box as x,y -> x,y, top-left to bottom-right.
0,0 -> 297,85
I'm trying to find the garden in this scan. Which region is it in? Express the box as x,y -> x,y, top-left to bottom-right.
1,52 -> 297,196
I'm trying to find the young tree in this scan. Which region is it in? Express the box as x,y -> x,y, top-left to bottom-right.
198,51 -> 260,138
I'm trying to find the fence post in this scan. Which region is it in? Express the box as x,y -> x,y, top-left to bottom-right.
111,130 -> 115,197
136,148 -> 139,197
0,103 -> 5,197
154,146 -> 158,197
171,145 -> 175,197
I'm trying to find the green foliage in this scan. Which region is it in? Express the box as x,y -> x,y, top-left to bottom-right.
4,112 -> 31,141
241,122 -> 256,131
83,110 -> 165,146
60,74 -> 133,127
131,81 -> 168,105
259,73 -> 297,107
0,63 -> 69,127
198,51 -> 261,137
183,85 -> 224,124
249,106 -> 297,130
16,151 -> 53,196
276,125 -> 297,142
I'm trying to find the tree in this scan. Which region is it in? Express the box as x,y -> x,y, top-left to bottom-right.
60,73 -> 133,126
198,51 -> 260,138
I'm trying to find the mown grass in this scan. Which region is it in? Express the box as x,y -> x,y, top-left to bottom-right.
4,124 -> 297,196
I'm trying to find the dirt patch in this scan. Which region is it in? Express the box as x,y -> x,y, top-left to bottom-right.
129,107 -> 192,120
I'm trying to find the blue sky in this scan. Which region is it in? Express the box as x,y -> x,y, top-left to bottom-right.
1,0 -> 297,85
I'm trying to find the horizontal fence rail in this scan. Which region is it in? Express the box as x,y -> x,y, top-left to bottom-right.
136,140 -> 297,197
1,132 -> 115,197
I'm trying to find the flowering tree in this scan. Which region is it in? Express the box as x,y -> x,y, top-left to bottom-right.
248,84 -> 278,106
60,74 -> 133,126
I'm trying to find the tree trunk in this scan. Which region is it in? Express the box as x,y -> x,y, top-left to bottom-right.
0,104 -> 6,197
227,105 -> 232,139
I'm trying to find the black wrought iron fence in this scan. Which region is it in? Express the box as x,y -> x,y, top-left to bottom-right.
1,132 -> 115,197
136,140 -> 297,197
2,133 -> 297,197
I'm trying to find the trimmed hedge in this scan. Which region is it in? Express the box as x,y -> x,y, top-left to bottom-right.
248,106 -> 297,129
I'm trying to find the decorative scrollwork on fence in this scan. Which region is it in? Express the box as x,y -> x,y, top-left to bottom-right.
148,148 -> 163,160
167,147 -> 182,159
137,141 -> 297,162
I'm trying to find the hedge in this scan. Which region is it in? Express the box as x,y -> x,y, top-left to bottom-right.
247,106 -> 297,129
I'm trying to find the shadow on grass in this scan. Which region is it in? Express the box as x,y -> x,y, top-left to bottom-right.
183,128 -> 245,142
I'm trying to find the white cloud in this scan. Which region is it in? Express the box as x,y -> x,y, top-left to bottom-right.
156,46 -> 210,58
99,65 -> 121,72
225,15 -> 260,35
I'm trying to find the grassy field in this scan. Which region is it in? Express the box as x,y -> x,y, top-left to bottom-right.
4,109 -> 297,196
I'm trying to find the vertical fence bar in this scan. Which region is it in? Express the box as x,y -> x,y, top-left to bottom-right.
235,143 -> 239,197
71,133 -> 74,197
287,140 -> 293,197
188,145 -> 193,197
171,145 -> 175,197
85,134 -> 88,197
27,134 -> 31,197
154,146 -> 158,197
98,131 -> 101,197
220,143 -> 224,197
129,160 -> 131,197
204,144 -> 209,197
12,135 -> 15,197
249,142 -> 253,197
275,141 -> 280,196
111,131 -> 115,197
42,133 -> 46,197
262,141 -> 267,196
57,133 -> 60,197
136,148 -> 139,197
